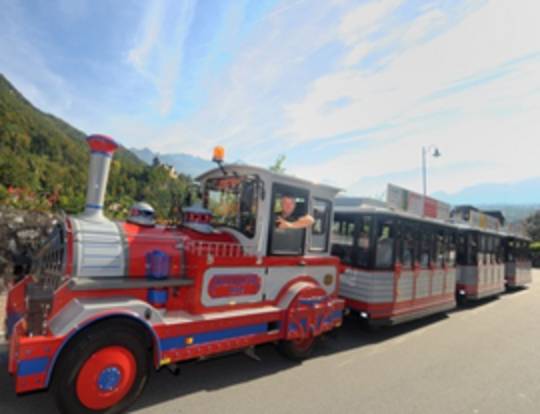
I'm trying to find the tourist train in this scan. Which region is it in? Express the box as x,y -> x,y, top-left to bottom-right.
3,135 -> 532,413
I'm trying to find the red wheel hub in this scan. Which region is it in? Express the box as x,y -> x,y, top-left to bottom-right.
76,346 -> 137,410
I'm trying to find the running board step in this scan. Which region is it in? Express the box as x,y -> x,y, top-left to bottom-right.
69,277 -> 194,291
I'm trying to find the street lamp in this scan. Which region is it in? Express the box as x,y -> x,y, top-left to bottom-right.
422,145 -> 441,197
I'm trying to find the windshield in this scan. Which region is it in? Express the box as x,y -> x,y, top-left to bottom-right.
204,176 -> 258,238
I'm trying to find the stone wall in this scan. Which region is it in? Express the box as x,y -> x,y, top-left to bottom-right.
0,206 -> 58,291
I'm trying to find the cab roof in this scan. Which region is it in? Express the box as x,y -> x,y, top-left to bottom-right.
197,163 -> 342,195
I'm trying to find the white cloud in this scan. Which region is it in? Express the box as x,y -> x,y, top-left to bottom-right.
127,1 -> 165,72
127,0 -> 198,115
279,0 -> 540,195
400,7 -> 446,44
339,0 -> 403,45
126,0 -> 347,159
95,0 -> 540,199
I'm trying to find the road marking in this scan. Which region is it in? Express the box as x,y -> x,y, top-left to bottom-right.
518,392 -> 531,402
409,326 -> 431,337
337,358 -> 355,368
388,336 -> 407,346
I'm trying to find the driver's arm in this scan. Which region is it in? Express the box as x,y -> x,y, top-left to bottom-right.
277,214 -> 315,229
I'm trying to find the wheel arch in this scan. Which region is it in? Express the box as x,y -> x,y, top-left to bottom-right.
46,311 -> 161,388
276,277 -> 323,310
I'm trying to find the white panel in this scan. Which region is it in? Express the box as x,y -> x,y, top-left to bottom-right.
445,269 -> 457,293
339,269 -> 394,303
72,217 -> 125,278
265,265 -> 337,301
201,267 -> 264,307
432,270 -> 445,295
415,271 -> 430,298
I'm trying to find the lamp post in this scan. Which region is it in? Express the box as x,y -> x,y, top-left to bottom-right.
422,145 -> 441,197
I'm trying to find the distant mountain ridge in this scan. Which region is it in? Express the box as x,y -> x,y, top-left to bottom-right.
130,147 -> 214,177
432,177 -> 540,205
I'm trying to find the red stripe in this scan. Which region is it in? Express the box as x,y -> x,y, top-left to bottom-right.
161,331 -> 281,362
346,293 -> 455,319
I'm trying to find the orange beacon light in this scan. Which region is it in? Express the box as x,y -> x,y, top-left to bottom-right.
213,146 -> 225,163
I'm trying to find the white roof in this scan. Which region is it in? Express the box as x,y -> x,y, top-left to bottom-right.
335,197 -> 456,229
197,164 -> 342,195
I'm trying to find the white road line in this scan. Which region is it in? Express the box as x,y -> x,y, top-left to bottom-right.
337,358 -> 355,368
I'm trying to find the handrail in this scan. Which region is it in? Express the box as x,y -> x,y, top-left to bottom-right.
184,240 -> 257,258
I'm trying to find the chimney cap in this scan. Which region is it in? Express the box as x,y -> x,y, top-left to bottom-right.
87,134 -> 118,155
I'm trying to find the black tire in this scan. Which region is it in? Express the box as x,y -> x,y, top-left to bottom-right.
52,319 -> 151,414
456,293 -> 468,306
277,336 -> 317,361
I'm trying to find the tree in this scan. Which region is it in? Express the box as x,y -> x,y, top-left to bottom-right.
0,74 -> 192,219
524,210 -> 540,241
269,154 -> 286,173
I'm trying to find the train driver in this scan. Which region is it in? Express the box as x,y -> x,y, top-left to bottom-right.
276,194 -> 315,230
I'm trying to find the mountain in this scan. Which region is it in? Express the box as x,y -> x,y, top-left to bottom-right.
432,177 -> 540,206
130,147 -> 214,178
473,204 -> 540,224
0,73 -> 190,218
347,169 -> 540,207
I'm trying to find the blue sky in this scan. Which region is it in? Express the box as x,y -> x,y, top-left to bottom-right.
1,0 -> 539,197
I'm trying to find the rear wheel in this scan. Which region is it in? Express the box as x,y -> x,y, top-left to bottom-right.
278,336 -> 317,361
53,321 -> 151,414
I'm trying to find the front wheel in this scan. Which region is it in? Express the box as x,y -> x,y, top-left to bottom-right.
278,336 -> 317,361
52,321 -> 151,414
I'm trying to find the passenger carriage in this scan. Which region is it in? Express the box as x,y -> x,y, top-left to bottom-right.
4,135 -> 344,414
454,223 -> 506,301
451,206 -> 506,301
502,234 -> 532,288
332,197 -> 457,327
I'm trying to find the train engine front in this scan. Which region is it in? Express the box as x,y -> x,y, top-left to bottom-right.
3,135 -> 197,393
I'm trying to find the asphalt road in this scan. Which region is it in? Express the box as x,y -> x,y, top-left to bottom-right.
1,271 -> 540,414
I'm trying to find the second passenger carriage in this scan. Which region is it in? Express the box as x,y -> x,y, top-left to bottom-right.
332,197 -> 457,327
503,234 -> 533,288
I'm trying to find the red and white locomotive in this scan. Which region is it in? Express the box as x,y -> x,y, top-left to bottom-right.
5,135 -> 343,413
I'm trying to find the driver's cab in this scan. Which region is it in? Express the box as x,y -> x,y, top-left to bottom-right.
197,165 -> 340,258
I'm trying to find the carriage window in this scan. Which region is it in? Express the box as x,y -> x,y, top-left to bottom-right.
457,233 -> 467,265
419,229 -> 431,268
468,234 -> 478,265
487,237 -> 493,264
268,184 -> 309,256
401,222 -> 415,269
331,216 -> 355,265
479,235 -> 486,253
310,198 -> 331,252
356,215 -> 372,268
332,219 -> 354,245
374,218 -> 394,269
446,233 -> 456,267
494,238 -> 501,263
506,239 -> 515,262
516,241 -> 523,261
435,230 -> 445,267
